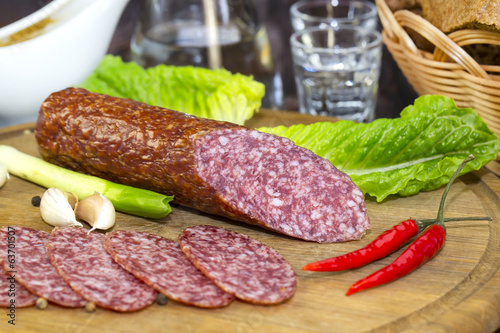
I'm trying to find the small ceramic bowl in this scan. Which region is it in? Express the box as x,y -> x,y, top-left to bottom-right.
0,0 -> 129,126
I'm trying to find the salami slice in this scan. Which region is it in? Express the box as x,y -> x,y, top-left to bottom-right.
0,227 -> 38,307
0,227 -> 86,308
35,88 -> 370,243
105,230 -> 234,308
178,225 -> 297,305
47,227 -> 157,312
0,271 -> 37,308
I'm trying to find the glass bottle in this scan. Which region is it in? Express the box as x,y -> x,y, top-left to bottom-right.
131,0 -> 283,109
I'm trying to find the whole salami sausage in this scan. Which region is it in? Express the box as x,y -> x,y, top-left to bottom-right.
36,88 -> 370,243
0,227 -> 86,308
47,227 -> 157,312
105,230 -> 234,308
178,225 -> 297,305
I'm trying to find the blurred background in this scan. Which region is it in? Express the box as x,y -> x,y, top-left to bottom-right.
0,0 -> 418,119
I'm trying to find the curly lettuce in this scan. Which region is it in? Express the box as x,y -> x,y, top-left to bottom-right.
78,55 -> 265,125
258,95 -> 499,201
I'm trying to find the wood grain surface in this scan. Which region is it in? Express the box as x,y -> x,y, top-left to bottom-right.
0,111 -> 499,333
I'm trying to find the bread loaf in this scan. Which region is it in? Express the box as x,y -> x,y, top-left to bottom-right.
421,0 -> 500,33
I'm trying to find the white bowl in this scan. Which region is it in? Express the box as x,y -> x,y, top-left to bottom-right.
0,0 -> 129,126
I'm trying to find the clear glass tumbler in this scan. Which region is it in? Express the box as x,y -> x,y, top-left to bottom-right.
131,0 -> 283,110
290,0 -> 378,32
290,27 -> 382,122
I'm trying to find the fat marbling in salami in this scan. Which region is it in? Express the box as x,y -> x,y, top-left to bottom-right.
47,227 -> 157,312
178,225 -> 297,305
105,230 -> 234,308
36,88 -> 370,243
0,227 -> 86,307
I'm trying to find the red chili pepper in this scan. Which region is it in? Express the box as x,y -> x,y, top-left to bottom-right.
302,219 -> 420,271
303,155 -> 482,295
301,216 -> 486,272
345,223 -> 446,296
341,154 -> 475,295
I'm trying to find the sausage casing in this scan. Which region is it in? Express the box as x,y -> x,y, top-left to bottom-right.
35,88 -> 370,243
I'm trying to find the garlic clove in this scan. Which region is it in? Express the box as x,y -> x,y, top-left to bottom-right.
66,191 -> 78,210
0,162 -> 9,188
74,192 -> 115,232
40,188 -> 83,228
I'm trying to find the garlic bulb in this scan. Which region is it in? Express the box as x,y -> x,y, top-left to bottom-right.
40,188 -> 82,227
0,162 -> 9,188
74,192 -> 115,232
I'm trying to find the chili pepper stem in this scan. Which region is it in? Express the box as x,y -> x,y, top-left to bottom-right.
419,216 -> 491,223
416,216 -> 490,231
435,155 -> 475,228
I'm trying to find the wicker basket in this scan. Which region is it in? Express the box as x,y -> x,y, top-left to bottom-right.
375,0 -> 500,139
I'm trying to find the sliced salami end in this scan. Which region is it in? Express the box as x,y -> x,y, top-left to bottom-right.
105,230 -> 234,308
195,129 -> 370,243
47,227 -> 157,312
179,225 -> 297,305
0,227 -> 86,308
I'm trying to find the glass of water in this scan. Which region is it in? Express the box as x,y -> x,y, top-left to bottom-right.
130,0 -> 283,110
290,0 -> 378,32
290,27 -> 382,122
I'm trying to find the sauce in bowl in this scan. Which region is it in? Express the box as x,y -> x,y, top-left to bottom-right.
0,17 -> 53,47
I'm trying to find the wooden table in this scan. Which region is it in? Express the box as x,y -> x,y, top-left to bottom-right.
0,110 -> 499,333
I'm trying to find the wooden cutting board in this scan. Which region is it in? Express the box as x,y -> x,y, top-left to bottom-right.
1,110 -> 500,333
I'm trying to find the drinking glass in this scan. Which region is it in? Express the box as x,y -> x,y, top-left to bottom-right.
131,0 -> 283,109
290,27 -> 382,122
290,0 -> 378,32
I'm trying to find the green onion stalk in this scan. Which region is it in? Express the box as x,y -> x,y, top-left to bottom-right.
0,145 -> 173,219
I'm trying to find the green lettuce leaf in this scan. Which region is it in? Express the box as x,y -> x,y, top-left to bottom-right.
78,55 -> 265,125
258,95 -> 499,202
